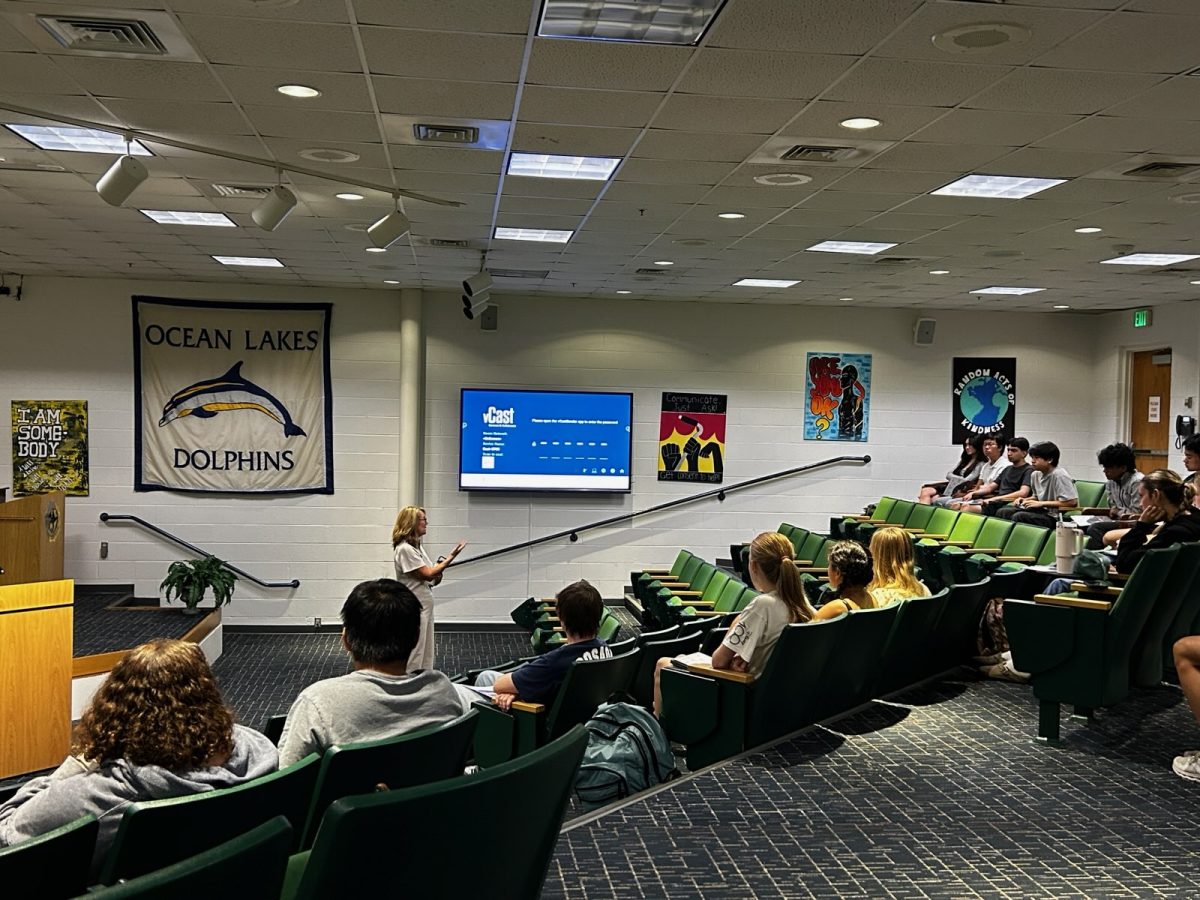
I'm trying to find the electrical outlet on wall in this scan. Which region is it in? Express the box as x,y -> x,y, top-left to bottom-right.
314,616 -> 322,630
100,541 -> 108,559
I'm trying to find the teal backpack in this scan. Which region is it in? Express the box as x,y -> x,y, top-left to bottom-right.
574,702 -> 679,808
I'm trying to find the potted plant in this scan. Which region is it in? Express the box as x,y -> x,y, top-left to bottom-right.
160,555 -> 237,615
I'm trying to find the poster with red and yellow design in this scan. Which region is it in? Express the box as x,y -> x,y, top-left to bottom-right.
657,392 -> 726,483
804,352 -> 871,441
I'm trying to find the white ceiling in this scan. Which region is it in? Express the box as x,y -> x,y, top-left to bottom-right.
1,0 -> 1200,312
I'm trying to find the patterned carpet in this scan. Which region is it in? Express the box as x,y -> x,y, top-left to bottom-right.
74,592 -> 196,656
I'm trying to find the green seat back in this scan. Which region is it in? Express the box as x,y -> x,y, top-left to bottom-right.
290,727 -> 588,900
1134,543 -> 1200,687
929,578 -> 993,669
796,533 -> 825,564
872,497 -> 898,520
95,817 -> 292,900
921,507 -> 959,539
702,577 -> 748,615
876,589 -> 951,694
1000,523 -> 1050,559
747,616 -> 848,746
733,586 -> 758,611
637,624 -> 681,644
815,604 -> 903,718
1105,545 -> 1180,666
972,516 -> 1014,551
901,504 -> 935,532
596,611 -> 622,643
1074,480 -> 1107,509
0,814 -> 97,900
883,500 -> 915,525
544,648 -> 642,742
101,753 -> 321,885
631,630 -> 705,707
944,512 -> 986,544
302,712 -> 479,849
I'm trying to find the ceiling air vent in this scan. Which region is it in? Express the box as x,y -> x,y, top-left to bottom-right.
781,145 -> 860,163
490,268 -> 549,279
413,124 -> 479,144
427,238 -> 471,248
37,15 -> 166,54
1123,161 -> 1200,179
635,267 -> 671,276
873,256 -> 924,266
2,9 -> 200,61
212,183 -> 271,199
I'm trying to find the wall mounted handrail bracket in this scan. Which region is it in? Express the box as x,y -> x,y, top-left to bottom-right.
99,512 -> 300,590
454,454 -> 870,568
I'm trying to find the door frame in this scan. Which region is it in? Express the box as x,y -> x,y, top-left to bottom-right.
1118,344 -> 1173,447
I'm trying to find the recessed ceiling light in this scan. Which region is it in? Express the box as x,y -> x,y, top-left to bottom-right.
365,247 -> 387,253
1191,280 -> 1200,285
383,279 -> 400,284
6,124 -> 152,155
734,278 -> 800,288
653,260 -> 673,266
1101,252 -> 1200,266
932,174 -> 1066,199
929,269 -> 951,275
752,172 -> 813,187
1053,304 -> 1071,309
538,0 -> 725,46
140,210 -> 236,227
807,240 -> 897,255
507,153 -> 620,181
336,192 -> 364,201
212,255 -> 284,268
616,290 -> 631,294
717,211 -> 745,219
298,147 -> 360,163
672,238 -> 711,246
1074,226 -> 1102,234
839,297 -> 853,302
276,84 -> 321,99
839,117 -> 881,130
970,286 -> 1045,295
494,227 -> 573,243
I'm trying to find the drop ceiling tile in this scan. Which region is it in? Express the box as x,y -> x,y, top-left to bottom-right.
102,99 -> 251,135
615,158 -> 738,185
388,144 -> 502,175
214,67 -> 374,111
776,100 -> 948,143
168,0 -> 350,20
824,58 -> 1012,107
501,178 -> 604,200
498,196 -> 594,217
910,109 -> 1082,147
701,185 -> 809,209
1034,116 -> 1200,154
360,28 -> 526,81
517,86 -> 663,129
354,0 -> 533,32
525,37 -> 692,92
0,52 -> 84,93
966,68 -> 1167,114
512,123 -> 639,157
243,107 -> 381,143
177,16 -> 363,73
865,142 -> 1015,173
705,0 -> 921,54
985,146 -> 1132,177
602,182 -> 713,204
1033,12 -> 1200,73
373,77 -> 516,119
677,50 -> 855,100
589,200 -> 693,220
631,130 -> 767,163
261,138 -> 389,170
820,169 -> 963,195
651,94 -> 801,134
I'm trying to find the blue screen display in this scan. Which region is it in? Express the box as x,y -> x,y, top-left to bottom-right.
459,389 -> 633,492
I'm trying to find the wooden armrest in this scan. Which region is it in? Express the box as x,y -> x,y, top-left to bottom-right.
1033,593 -> 1112,611
941,540 -> 973,547
541,617 -> 560,624
1068,582 -> 1121,596
511,701 -> 545,713
675,599 -> 717,607
970,548 -> 1003,556
997,555 -> 1035,562
641,568 -> 673,574
795,566 -> 827,574
903,527 -> 926,533
1078,507 -> 1110,515
656,581 -> 688,588
686,662 -> 755,684
794,559 -> 812,566
1108,572 -> 1129,583
667,590 -> 703,597
687,609 -> 732,617
918,533 -> 949,541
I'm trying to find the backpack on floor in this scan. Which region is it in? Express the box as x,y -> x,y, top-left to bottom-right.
574,702 -> 678,808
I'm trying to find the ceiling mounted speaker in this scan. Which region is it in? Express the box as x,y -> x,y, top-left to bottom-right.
251,185 -> 297,232
96,154 -> 148,206
463,270 -> 493,297
367,209 -> 410,249
913,317 -> 936,346
480,305 -> 498,331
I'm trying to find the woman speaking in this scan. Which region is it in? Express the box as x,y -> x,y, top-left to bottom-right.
391,506 -> 466,670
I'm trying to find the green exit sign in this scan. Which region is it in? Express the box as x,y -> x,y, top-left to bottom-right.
1133,308 -> 1153,328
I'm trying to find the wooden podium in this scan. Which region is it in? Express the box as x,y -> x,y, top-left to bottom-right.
0,492 -> 65,586
0,579 -> 73,779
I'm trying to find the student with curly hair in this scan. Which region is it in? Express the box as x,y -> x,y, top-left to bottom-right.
0,639 -> 276,874
815,540 -> 874,619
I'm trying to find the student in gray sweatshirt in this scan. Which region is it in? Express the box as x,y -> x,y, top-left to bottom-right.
0,639 -> 277,876
276,578 -> 467,768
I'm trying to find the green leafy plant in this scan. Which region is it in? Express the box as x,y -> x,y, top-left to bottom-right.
160,556 -> 237,614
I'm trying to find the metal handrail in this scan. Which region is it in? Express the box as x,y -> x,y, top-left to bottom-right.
99,512 -> 300,589
451,454 -> 871,568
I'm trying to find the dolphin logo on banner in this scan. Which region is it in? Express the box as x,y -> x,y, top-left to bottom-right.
159,361 -> 306,437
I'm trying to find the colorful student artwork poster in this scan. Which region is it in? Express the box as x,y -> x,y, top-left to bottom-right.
133,296 -> 334,494
952,358 -> 1016,445
11,400 -> 90,496
658,392 -> 727,483
804,353 -> 871,442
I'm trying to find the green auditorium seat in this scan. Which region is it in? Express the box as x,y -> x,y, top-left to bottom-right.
87,817 -> 292,900
637,624 -> 681,644
0,814 -> 96,900
834,496 -> 897,538
1071,480 -> 1108,515
630,628 -> 706,708
654,568 -> 730,624
794,531 -> 826,566
532,608 -> 621,653
935,517 -> 1013,586
660,616 -> 847,769
1005,544 -> 1179,741
605,635 -> 638,656
814,603 -> 903,719
679,583 -> 757,625
282,727 -> 588,900
1130,542 -> 1200,688
926,578 -> 994,672
847,499 -> 915,541
629,548 -> 691,596
1162,545 -> 1200,676
915,512 -> 986,589
907,505 -> 959,539
661,572 -> 739,625
875,588 -> 951,695
98,753 -> 320,885
300,711 -> 479,849
859,500 -> 933,542
957,522 -> 1050,584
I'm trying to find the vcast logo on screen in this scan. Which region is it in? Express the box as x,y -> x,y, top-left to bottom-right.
482,406 -> 516,426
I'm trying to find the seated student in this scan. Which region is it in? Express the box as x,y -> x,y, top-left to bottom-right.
1183,434 -> 1200,508
936,432 -> 1008,508
867,527 -> 932,607
478,580 -> 612,711
1113,468 -> 1200,574
652,532 -> 814,715
815,540 -> 874,618
996,441 -> 1077,528
277,579 -> 466,767
1080,443 -> 1143,549
0,639 -> 277,875
918,435 -> 984,504
958,436 -> 1033,515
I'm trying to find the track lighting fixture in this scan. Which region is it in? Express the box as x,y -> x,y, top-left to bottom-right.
252,182 -> 297,232
368,195 -> 411,249
463,270 -> 493,298
96,151 -> 148,207
462,291 -> 491,320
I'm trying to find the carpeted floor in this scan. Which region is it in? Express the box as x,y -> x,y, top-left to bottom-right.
74,592 -> 196,656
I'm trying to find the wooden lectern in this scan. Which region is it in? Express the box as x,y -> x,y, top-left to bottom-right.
0,492 -> 65,586
0,579 -> 73,778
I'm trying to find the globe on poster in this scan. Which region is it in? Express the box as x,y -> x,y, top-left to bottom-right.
958,375 -> 1010,429
951,358 -> 1016,445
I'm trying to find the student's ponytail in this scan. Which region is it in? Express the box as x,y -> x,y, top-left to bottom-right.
749,531 -> 815,624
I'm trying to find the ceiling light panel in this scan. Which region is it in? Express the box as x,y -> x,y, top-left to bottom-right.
140,210 -> 235,227
806,241 -> 897,255
6,124 -> 152,155
970,286 -> 1046,295
538,0 -> 728,46
494,227 -> 574,243
1100,253 -> 1200,266
507,153 -> 621,181
931,174 -> 1066,200
212,255 -> 284,267
734,278 -> 800,288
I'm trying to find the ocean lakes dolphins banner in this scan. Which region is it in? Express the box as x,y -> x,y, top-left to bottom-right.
804,352 -> 872,442
12,400 -> 89,496
133,297 -> 333,493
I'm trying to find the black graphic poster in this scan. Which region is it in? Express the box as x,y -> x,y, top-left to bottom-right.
658,392 -> 726,483
952,357 -> 1016,445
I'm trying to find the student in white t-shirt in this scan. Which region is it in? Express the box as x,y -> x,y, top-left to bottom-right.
391,505 -> 467,671
653,531 -> 815,715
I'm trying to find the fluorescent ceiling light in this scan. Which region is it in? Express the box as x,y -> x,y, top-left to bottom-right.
932,174 -> 1066,199
734,278 -> 800,288
212,255 -> 284,268
276,84 -> 321,99
717,211 -> 745,219
839,117 -> 881,130
929,270 -> 950,275
806,241 -> 896,255
507,153 -> 620,181
1074,226 -> 1102,234
365,247 -> 387,253
616,290 -> 632,294
538,0 -> 726,46
336,192 -> 364,200
6,124 -> 152,155
140,210 -> 236,227
1053,305 -> 1071,309
970,286 -> 1045,295
653,260 -> 674,266
494,227 -> 573,243
383,279 -> 400,284
1100,253 -> 1200,266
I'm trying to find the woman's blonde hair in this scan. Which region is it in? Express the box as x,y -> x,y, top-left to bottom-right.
1143,468 -> 1196,509
749,531 -> 815,624
74,639 -> 233,770
391,505 -> 425,548
867,527 -> 925,597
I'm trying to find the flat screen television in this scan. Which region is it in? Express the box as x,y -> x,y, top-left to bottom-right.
459,388 -> 633,492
